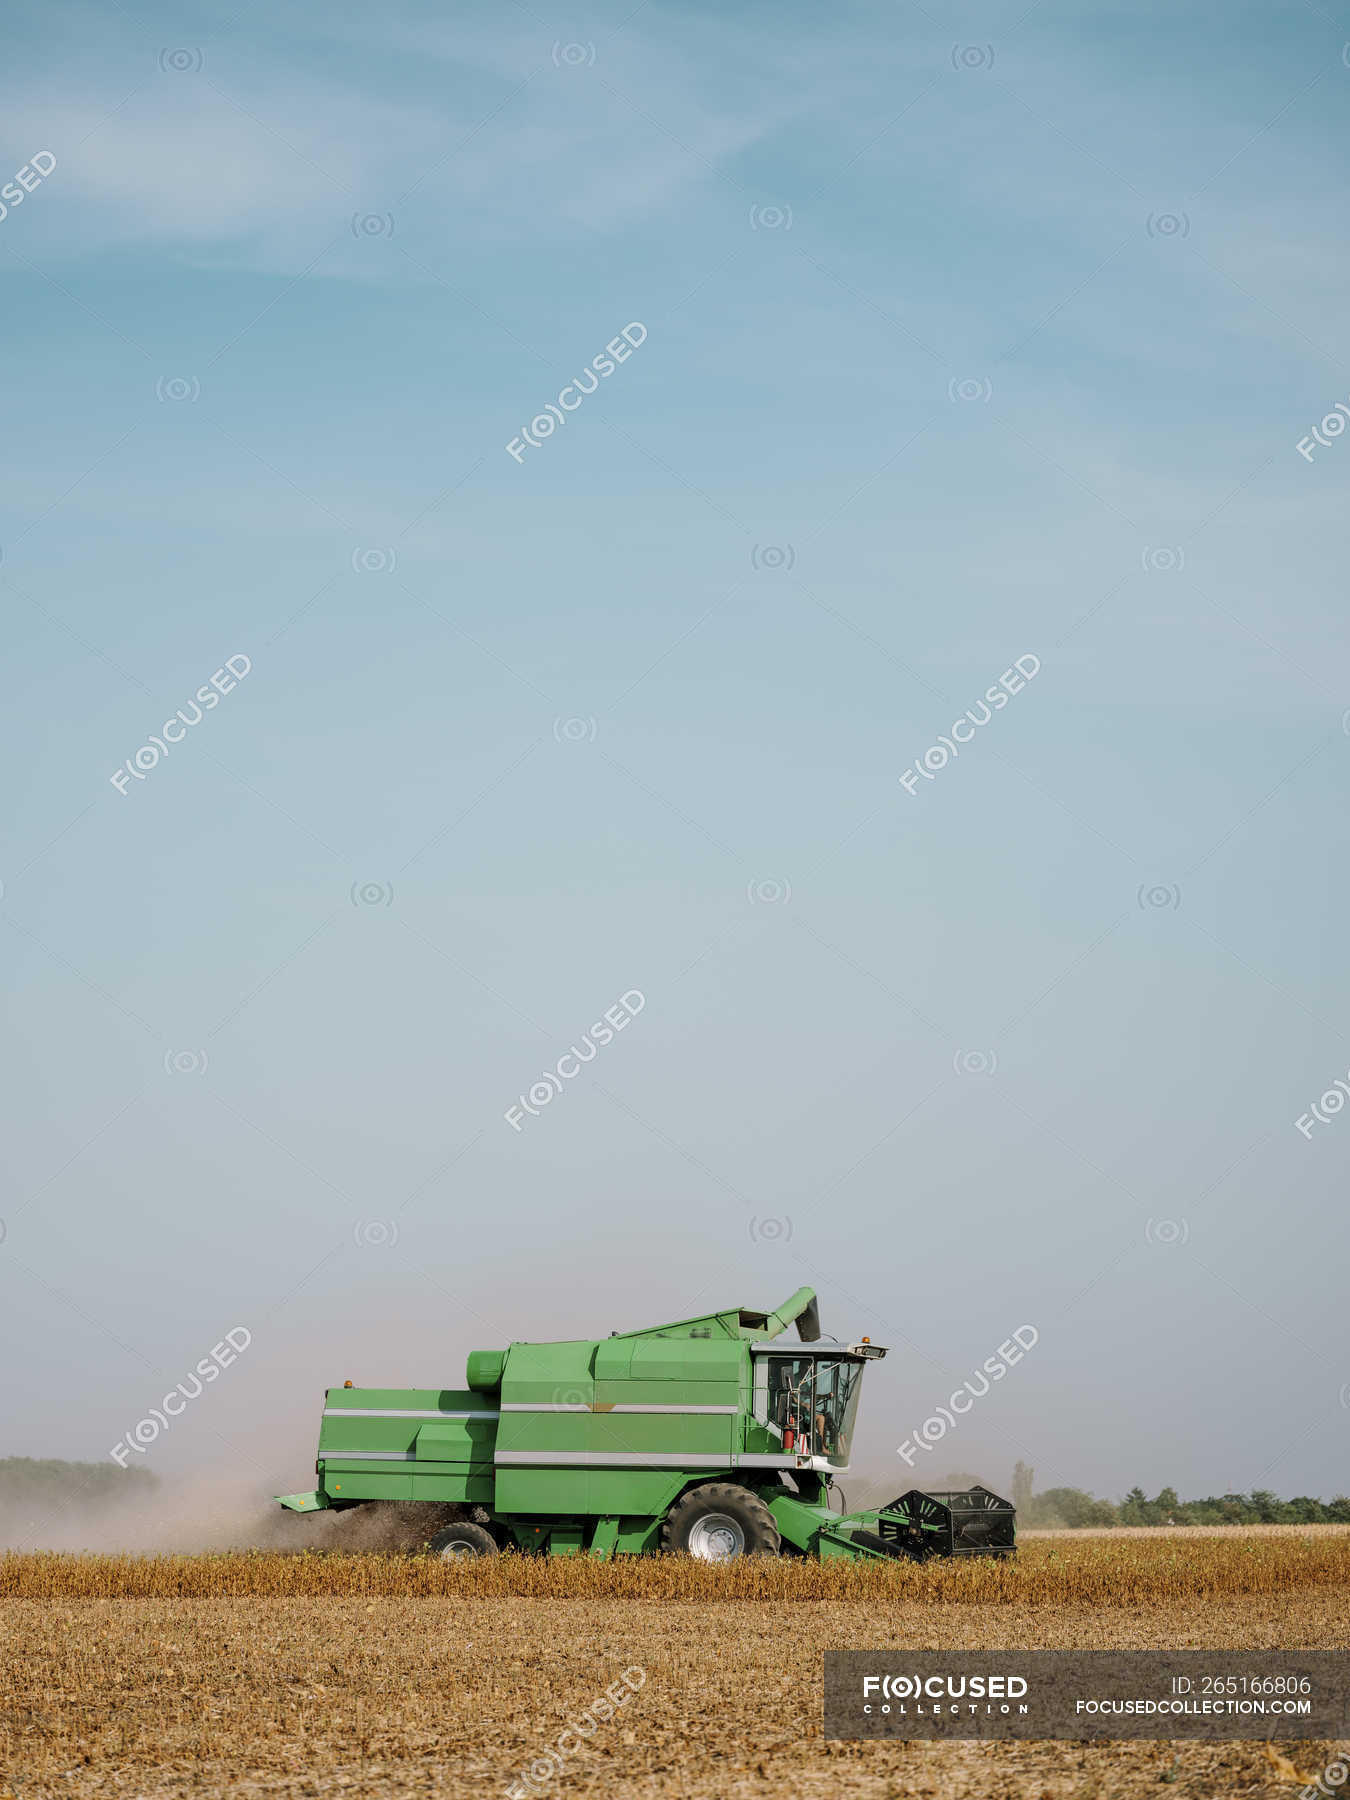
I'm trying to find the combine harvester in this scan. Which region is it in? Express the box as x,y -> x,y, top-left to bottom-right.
278,1286 -> 1015,1561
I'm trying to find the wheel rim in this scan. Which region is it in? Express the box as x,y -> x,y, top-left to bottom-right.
438,1539 -> 476,1559
686,1512 -> 746,1561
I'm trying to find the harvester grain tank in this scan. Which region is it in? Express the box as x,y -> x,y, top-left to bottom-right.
277,1285 -> 1015,1560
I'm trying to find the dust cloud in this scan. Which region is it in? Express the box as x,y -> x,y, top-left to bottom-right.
0,1476 -> 460,1557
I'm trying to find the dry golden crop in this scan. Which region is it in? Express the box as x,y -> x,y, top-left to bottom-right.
3,1530 -> 1346,1604
4,1534 -> 1347,1799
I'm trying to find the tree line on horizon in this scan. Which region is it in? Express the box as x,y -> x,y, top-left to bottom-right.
1008,1461 -> 1350,1527
0,1456 -> 159,1513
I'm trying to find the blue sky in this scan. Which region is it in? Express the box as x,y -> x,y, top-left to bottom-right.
3,0 -> 1349,1517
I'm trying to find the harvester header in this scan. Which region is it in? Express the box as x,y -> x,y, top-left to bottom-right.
277,1284 -> 1015,1561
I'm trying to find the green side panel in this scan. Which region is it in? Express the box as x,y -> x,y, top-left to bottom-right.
615,1515 -> 662,1554
627,1339 -> 744,1382
415,1419 -> 498,1461
492,1400 -> 592,1514
319,1388 -> 497,1457
466,1349 -> 505,1390
494,1465 -> 592,1515
498,1341 -> 595,1402
587,1517 -> 620,1558
588,1409 -> 734,1460
592,1339 -> 633,1380
410,1468 -> 496,1504
494,1412 -> 592,1454
585,1470 -> 700,1519
316,1386 -> 501,1506
325,1468 -> 414,1501
494,1466 -> 702,1521
590,1379 -> 741,1407
766,1491 -> 834,1554
494,1341 -> 594,1514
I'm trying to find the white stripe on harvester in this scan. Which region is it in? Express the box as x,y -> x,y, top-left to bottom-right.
497,1403 -> 736,1414
319,1451 -> 419,1461
494,1451 -> 731,1468
321,1409 -> 500,1419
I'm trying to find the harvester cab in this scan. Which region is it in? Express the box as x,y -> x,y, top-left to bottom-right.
752,1336 -> 882,1466
276,1284 -> 1016,1562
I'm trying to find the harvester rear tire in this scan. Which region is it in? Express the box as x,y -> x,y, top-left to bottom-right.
428,1520 -> 499,1559
661,1483 -> 780,1561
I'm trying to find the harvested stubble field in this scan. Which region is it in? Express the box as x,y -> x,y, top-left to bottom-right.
3,1533 -> 1347,1800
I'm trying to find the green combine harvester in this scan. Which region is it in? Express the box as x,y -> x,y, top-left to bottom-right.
277,1285 -> 1015,1561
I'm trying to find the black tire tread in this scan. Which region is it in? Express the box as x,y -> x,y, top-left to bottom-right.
660,1481 -> 781,1557
428,1519 -> 499,1558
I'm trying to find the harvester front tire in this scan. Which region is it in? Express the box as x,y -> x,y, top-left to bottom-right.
428,1521 -> 499,1559
661,1483 -> 780,1561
